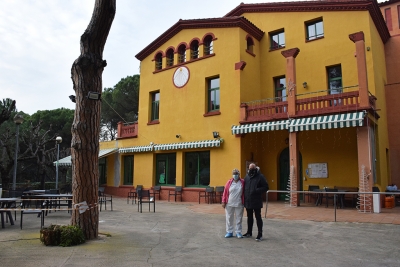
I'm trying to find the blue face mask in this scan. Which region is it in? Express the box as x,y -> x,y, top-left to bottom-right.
233,174 -> 239,180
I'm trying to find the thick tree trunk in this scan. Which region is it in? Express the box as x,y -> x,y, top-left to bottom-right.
70,0 -> 115,240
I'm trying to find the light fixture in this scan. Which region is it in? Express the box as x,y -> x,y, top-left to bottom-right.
12,113 -> 24,190
213,131 -> 220,138
87,91 -> 101,100
55,136 -> 62,190
303,82 -> 307,88
176,134 -> 181,138
69,95 -> 76,103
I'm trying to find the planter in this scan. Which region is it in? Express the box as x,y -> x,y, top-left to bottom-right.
385,196 -> 395,209
40,227 -> 61,246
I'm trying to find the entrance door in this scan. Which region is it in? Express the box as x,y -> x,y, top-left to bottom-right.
278,147 -> 302,201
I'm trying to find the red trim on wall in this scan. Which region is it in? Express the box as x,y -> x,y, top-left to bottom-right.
189,37 -> 201,45
136,17 -> 264,60
349,31 -> 365,42
246,50 -> 256,57
202,32 -> 217,41
175,42 -> 189,53
235,61 -> 247,70
281,48 -> 300,58
147,120 -> 160,125
225,1 -> 390,44
153,54 -> 215,74
203,111 -> 221,117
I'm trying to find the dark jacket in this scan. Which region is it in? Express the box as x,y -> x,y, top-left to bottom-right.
244,167 -> 269,209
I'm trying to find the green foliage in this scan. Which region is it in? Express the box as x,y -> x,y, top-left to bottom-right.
101,75 -> 139,140
40,224 -> 85,247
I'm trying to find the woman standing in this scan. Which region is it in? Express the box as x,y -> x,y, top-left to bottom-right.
222,169 -> 245,238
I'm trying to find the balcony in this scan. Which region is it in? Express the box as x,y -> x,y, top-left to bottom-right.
117,122 -> 138,139
240,87 -> 376,124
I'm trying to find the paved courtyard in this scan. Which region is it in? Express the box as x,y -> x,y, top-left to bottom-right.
1,197 -> 400,267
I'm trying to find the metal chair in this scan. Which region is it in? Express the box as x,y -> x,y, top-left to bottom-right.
99,187 -> 113,211
128,185 -> 143,204
168,186 -> 182,202
137,190 -> 155,213
152,186 -> 161,200
20,196 -> 45,229
304,185 -> 320,203
214,186 -> 224,204
199,187 -> 215,204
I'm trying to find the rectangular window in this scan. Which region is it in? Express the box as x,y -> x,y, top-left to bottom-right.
385,8 -> 393,31
99,157 -> 107,185
151,92 -> 160,121
156,153 -> 176,186
274,76 -> 286,102
306,20 -> 324,40
207,77 -> 220,112
270,30 -> 285,50
185,151 -> 210,187
123,155 -> 134,185
327,65 -> 342,106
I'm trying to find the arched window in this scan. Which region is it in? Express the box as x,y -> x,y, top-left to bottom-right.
246,37 -> 254,53
203,35 -> 213,56
177,44 -> 186,63
190,40 -> 199,60
166,48 -> 174,67
155,52 -> 162,70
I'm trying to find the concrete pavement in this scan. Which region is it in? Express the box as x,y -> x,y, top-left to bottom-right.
1,197 -> 399,267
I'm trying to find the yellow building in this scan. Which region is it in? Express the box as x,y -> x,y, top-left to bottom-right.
99,0 -> 393,206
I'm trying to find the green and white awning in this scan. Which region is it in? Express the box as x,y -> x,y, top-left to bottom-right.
154,139 -> 222,151
119,145 -> 153,153
53,148 -> 118,166
231,120 -> 289,135
288,111 -> 366,132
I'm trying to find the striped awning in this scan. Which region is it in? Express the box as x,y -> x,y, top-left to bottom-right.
231,120 -> 289,135
119,145 -> 153,153
53,148 -> 118,166
154,139 -> 222,151
288,111 -> 366,132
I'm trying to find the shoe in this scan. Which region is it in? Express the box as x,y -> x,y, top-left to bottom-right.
225,232 -> 233,238
255,234 -> 262,241
236,233 -> 243,239
243,233 -> 252,238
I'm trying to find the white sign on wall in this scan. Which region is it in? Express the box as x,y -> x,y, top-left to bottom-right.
307,163 -> 328,178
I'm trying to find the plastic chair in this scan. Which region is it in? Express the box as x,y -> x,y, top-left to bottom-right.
168,186 -> 182,202
137,190 -> 155,213
325,188 -> 339,208
199,187 -> 215,204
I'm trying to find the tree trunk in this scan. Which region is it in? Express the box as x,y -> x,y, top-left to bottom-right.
70,0 -> 115,240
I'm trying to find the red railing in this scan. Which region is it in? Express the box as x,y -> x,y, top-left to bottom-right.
117,122 -> 138,139
241,100 -> 288,122
240,90 -> 376,123
296,91 -> 360,116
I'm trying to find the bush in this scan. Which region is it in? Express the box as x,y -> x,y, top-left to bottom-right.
40,224 -> 85,247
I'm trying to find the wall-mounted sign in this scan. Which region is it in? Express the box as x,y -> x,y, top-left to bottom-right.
307,163 -> 328,178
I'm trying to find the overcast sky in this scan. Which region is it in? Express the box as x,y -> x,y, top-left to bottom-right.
0,0 -> 385,115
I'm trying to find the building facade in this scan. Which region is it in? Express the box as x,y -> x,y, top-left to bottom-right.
98,0 -> 396,206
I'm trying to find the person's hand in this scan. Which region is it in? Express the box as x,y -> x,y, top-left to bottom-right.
222,203 -> 226,209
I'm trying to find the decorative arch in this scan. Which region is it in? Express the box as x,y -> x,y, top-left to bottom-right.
152,50 -> 165,61
177,43 -> 188,64
154,51 -> 163,70
189,38 -> 200,60
246,34 -> 255,53
165,47 -> 175,67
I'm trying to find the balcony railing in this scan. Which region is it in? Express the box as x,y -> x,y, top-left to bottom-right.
241,87 -> 376,123
117,122 -> 138,139
240,98 -> 288,123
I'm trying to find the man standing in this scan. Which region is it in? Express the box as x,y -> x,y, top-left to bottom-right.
243,163 -> 269,241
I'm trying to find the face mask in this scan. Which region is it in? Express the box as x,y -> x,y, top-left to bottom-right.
248,169 -> 256,176
233,174 -> 239,180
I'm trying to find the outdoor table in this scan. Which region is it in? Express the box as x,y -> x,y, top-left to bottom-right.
0,198 -> 18,228
23,190 -> 46,195
313,189 -> 346,208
